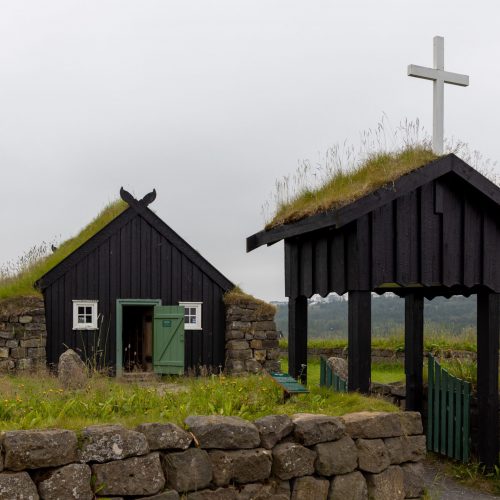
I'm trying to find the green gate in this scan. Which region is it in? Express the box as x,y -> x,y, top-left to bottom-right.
427,354 -> 471,463
153,306 -> 185,375
320,356 -> 348,392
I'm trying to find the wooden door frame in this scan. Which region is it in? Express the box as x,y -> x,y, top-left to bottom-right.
115,298 -> 162,377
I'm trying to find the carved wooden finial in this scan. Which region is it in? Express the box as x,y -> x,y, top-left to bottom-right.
120,187 -> 157,207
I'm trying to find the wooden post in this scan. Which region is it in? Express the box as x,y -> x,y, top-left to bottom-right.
405,293 -> 424,413
477,291 -> 500,469
288,295 -> 308,384
348,291 -> 371,393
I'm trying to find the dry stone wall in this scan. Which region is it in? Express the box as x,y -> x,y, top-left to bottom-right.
0,297 -> 46,373
225,300 -> 280,374
0,411 -> 426,499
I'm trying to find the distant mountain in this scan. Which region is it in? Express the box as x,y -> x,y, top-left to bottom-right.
273,294 -> 476,339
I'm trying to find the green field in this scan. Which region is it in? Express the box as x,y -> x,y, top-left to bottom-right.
0,370 -> 398,431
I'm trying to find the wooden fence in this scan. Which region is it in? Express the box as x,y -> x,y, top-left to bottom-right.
319,356 -> 347,392
427,354 -> 471,463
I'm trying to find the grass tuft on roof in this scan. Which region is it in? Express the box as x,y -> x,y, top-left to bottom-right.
224,286 -> 277,317
0,199 -> 128,300
267,146 -> 438,229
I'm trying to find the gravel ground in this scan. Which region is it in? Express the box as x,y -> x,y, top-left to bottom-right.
424,462 -> 500,499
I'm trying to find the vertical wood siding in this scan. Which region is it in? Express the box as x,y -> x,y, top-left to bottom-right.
44,213 -> 227,371
284,175 -> 500,298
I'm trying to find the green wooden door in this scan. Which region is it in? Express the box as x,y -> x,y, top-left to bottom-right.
153,306 -> 185,375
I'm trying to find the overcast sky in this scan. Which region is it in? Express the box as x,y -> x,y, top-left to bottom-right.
1,1 -> 498,301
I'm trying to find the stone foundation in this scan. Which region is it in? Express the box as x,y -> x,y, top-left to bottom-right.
0,296 -> 46,372
0,411 -> 426,499
225,295 -> 280,374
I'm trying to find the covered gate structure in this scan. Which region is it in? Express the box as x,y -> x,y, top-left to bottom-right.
247,154 -> 500,468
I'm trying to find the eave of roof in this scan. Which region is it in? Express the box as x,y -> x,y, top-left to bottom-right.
247,154 -> 500,252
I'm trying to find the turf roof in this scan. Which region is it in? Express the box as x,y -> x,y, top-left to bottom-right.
267,146 -> 438,229
0,199 -> 128,300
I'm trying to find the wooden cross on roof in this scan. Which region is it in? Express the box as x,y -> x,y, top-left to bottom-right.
408,36 -> 469,154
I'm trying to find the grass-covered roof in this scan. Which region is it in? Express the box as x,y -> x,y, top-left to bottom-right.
267,146 -> 438,229
0,200 -> 128,300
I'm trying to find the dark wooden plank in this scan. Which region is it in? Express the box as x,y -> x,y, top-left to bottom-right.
405,293 -> 424,412
160,239 -> 172,304
213,285 -> 225,368
98,239 -> 111,364
87,249 -> 98,298
299,240 -> 313,298
202,273 -> 213,367
151,228 -> 161,298
396,191 -> 419,284
483,213 -> 500,290
288,296 -> 308,384
171,247 -> 181,303
108,231 -> 120,366
356,214 -> 371,291
329,230 -> 345,294
441,181 -> 463,287
120,221 -> 132,297
129,216 -> 140,297
182,256 -> 194,302
140,218 -> 152,297
314,234 -> 329,297
463,199 -> 482,287
420,182 -> 441,286
345,223 -> 359,291
477,292 -> 500,469
348,291 -> 371,393
371,203 -> 394,286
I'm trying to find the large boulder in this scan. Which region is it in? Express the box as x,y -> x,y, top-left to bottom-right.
365,465 -> 405,500
92,452 -> 165,496
254,414 -> 294,449
398,412 -> 423,435
0,472 -> 39,500
2,429 -> 77,471
209,448 -> 272,486
341,412 -> 402,439
162,448 -> 213,492
326,357 -> 348,380
136,422 -> 192,451
356,438 -> 390,473
291,476 -> 329,500
57,349 -> 87,390
291,413 -> 345,445
314,436 -> 358,475
328,471 -> 368,500
37,463 -> 92,500
272,442 -> 316,480
184,415 -> 260,449
78,424 -> 149,463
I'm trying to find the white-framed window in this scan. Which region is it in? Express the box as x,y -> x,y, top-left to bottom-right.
179,302 -> 202,330
72,300 -> 99,330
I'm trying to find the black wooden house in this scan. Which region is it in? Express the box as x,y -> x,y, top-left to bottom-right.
36,189 -> 233,375
247,154 -> 500,467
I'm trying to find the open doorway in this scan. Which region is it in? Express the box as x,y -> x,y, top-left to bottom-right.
122,305 -> 153,372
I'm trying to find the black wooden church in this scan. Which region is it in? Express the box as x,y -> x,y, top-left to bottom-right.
36,188 -> 233,375
247,154 -> 500,467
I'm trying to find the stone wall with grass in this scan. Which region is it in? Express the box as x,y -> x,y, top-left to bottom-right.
0,411 -> 426,499
0,296 -> 46,373
224,289 -> 281,375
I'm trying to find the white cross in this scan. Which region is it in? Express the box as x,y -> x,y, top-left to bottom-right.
408,36 -> 469,154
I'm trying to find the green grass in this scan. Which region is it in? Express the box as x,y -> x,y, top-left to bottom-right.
268,146 -> 438,228
0,371 -> 398,431
279,328 -> 478,354
281,358 -> 405,386
0,200 -> 127,299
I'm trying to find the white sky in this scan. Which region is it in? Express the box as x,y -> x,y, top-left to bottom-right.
1,1 -> 498,301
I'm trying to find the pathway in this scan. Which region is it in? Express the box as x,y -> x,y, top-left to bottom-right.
424,462 -> 500,499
